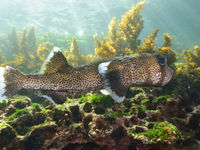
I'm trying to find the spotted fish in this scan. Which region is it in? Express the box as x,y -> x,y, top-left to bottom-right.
0,47 -> 173,105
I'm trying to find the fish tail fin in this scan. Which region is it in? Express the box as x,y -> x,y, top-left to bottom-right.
0,66 -> 25,100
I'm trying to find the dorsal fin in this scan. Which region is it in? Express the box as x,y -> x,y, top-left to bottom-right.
41,47 -> 73,74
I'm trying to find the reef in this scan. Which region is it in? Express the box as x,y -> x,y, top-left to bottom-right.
0,88 -> 200,150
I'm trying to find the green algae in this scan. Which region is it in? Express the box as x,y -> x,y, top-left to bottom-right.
41,108 -> 49,114
91,95 -> 114,107
79,94 -> 115,107
31,103 -> 42,112
31,103 -> 50,114
152,95 -> 171,103
53,104 -> 69,121
31,121 -> 57,130
0,100 -> 8,110
11,98 -> 30,104
134,121 -> 180,143
130,104 -> 147,111
134,92 -> 148,102
141,99 -> 150,104
0,121 -> 10,129
110,111 -> 132,119
79,95 -> 89,103
8,108 -> 30,120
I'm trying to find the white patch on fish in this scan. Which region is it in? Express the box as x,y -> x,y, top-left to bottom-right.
40,47 -> 61,73
100,89 -> 109,95
98,61 -> 111,75
0,67 -> 7,100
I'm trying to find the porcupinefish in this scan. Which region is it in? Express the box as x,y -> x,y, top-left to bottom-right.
0,47 -> 173,105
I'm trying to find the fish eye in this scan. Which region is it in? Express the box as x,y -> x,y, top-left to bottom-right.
157,56 -> 166,65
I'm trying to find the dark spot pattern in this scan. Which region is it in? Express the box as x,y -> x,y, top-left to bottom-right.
6,54 -> 173,103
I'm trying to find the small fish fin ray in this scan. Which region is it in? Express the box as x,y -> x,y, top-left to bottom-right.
41,47 -> 73,74
0,66 -> 25,100
40,90 -> 68,105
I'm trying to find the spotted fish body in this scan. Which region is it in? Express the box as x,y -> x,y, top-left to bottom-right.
0,47 -> 173,105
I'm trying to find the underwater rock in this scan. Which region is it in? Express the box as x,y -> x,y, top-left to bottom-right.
12,99 -> 29,109
137,110 -> 146,119
1,85 -> 200,149
12,114 -> 33,127
69,105 -> 83,123
123,100 -> 133,109
53,104 -> 69,122
94,106 -> 105,114
135,125 -> 148,133
83,115 -> 93,129
5,105 -> 16,116
32,112 -> 46,125
0,100 -> 8,110
129,115 -> 140,125
83,102 -> 92,113
126,88 -> 144,98
188,114 -> 200,130
0,123 -> 16,149
23,122 -> 57,150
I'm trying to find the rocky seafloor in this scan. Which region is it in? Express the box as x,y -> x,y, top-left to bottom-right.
0,87 -> 200,150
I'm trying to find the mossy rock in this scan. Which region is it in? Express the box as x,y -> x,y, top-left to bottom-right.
109,111 -> 131,120
152,95 -> 171,103
69,105 -> 82,123
12,113 -> 33,127
12,99 -> 30,109
53,104 -> 69,121
83,102 -> 92,113
5,105 -> 16,116
0,100 -> 8,110
79,95 -> 89,103
32,112 -> 47,125
24,122 -> 57,150
0,122 -> 16,149
94,106 -> 105,114
31,103 -> 42,112
8,108 -> 31,121
90,95 -> 115,108
79,94 -> 115,108
134,121 -> 181,144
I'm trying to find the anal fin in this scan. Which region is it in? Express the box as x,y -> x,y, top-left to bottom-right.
40,90 -> 68,105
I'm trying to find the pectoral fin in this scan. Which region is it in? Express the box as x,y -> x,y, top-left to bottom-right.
98,62 -> 127,103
